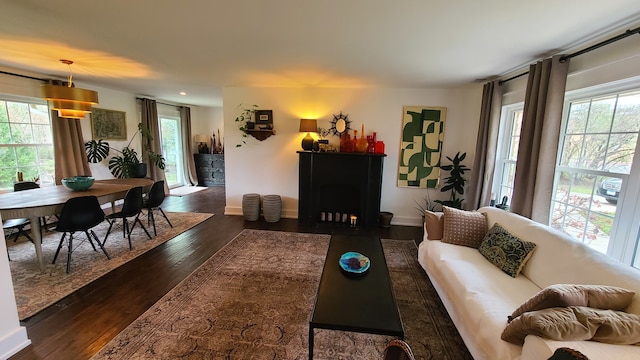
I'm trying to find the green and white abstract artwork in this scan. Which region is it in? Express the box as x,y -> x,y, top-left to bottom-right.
397,106 -> 445,188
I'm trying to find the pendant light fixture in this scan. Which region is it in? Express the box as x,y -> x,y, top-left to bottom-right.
41,59 -> 99,119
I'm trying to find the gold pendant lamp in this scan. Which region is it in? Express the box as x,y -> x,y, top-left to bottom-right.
41,59 -> 99,119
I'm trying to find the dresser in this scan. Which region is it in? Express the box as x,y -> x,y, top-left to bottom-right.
194,154 -> 225,186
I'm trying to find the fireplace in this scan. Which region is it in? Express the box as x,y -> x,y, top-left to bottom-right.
297,151 -> 385,227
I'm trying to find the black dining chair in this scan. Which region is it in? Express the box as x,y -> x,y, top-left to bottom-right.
104,186 -> 151,249
142,180 -> 173,236
3,181 -> 40,253
52,195 -> 110,273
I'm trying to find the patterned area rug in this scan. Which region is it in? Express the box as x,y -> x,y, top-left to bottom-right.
7,211 -> 213,320
92,230 -> 472,359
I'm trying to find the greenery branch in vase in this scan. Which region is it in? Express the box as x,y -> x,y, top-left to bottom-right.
234,103 -> 258,147
85,122 -> 166,178
435,152 -> 470,210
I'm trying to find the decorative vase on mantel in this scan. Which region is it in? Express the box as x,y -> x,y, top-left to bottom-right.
355,124 -> 369,153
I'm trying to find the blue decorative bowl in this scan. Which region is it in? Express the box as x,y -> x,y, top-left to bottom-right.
339,251 -> 370,274
61,176 -> 95,191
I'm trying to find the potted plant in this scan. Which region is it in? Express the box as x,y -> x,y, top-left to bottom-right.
85,122 -> 166,178
435,152 -> 470,209
234,103 -> 258,147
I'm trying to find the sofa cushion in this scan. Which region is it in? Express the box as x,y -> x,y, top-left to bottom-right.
441,206 -> 487,248
478,223 -> 536,277
501,306 -> 640,346
509,284 -> 635,322
424,210 -> 444,240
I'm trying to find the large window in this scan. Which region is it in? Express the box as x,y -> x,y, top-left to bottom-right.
551,87 -> 640,264
0,98 -> 54,190
492,104 -> 523,206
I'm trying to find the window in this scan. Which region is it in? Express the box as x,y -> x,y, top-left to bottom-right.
551,87 -> 640,265
492,104 -> 523,206
0,98 -> 54,190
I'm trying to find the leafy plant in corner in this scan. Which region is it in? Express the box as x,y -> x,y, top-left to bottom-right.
435,152 -> 470,210
235,103 -> 258,147
85,122 -> 166,178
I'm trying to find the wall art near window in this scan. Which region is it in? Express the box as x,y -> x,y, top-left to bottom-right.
397,106 -> 446,188
90,108 -> 127,140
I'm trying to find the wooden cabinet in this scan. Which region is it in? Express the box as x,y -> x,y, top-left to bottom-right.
194,154 -> 225,187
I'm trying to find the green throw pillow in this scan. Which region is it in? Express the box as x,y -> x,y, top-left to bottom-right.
478,223 -> 536,278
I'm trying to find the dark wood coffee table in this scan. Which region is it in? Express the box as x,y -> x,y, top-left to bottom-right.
309,233 -> 404,359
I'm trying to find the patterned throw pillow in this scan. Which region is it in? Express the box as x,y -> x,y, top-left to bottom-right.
478,223 -> 536,277
441,206 -> 488,248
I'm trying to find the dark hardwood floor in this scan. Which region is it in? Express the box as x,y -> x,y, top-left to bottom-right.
10,187 -> 423,360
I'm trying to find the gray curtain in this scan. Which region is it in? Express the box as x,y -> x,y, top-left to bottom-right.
180,106 -> 198,186
511,55 -> 570,223
140,98 -> 168,193
52,111 -> 92,184
467,80 -> 503,210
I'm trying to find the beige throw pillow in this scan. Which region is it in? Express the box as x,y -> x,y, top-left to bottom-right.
424,210 -> 444,240
509,284 -> 635,322
501,306 -> 640,346
441,206 -> 487,248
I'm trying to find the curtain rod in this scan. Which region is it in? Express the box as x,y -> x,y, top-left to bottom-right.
136,97 -> 186,109
498,25 -> 640,86
0,70 -> 48,82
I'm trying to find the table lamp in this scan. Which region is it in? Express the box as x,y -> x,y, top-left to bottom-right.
299,119 -> 317,151
194,134 -> 210,153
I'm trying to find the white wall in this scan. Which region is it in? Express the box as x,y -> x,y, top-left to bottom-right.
0,218 -> 30,359
223,85 -> 483,226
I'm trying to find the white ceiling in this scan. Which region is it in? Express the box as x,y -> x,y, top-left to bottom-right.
1,0 -> 640,107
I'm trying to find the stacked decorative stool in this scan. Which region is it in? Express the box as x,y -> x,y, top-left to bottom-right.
242,193 -> 261,221
262,194 -> 282,223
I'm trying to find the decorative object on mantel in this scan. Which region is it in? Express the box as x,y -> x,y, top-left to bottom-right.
41,59 -> 99,119
85,122 -> 166,178
194,134 -> 210,154
434,152 -> 470,210
299,118 -> 317,151
355,124 -> 369,153
211,128 -> 223,154
398,106 -> 446,188
330,111 -> 351,136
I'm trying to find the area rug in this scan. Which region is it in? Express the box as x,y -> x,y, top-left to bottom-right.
7,211 -> 214,320
169,185 -> 208,196
91,230 -> 472,359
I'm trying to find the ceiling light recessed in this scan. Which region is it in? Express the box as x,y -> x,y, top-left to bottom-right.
179,91 -> 187,96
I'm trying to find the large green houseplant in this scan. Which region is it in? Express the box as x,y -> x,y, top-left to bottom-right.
434,152 -> 470,209
85,123 -> 166,178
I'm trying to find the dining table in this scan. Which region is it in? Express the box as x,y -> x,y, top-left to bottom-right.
0,178 -> 154,271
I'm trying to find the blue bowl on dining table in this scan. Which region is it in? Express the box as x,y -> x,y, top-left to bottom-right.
61,176 -> 95,191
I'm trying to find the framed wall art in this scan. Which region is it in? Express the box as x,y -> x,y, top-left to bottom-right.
397,106 -> 446,188
255,110 -> 273,125
90,108 -> 127,140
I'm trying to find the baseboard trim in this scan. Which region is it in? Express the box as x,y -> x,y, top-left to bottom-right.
0,326 -> 30,360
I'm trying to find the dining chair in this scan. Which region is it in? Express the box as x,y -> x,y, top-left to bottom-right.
12,181 -> 56,230
383,339 -> 415,360
3,181 -> 39,253
142,180 -> 173,236
52,195 -> 111,273
104,186 -> 151,249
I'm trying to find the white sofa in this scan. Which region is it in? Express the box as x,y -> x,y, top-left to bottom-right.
417,206 -> 640,360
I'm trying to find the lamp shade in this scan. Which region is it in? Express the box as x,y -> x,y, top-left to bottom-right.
299,119 -> 317,133
194,134 -> 210,143
41,84 -> 99,119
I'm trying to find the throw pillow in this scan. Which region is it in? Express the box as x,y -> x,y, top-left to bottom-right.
548,347 -> 590,360
509,284 -> 635,322
424,210 -> 444,240
441,206 -> 487,248
501,306 -> 640,346
478,223 -> 536,278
